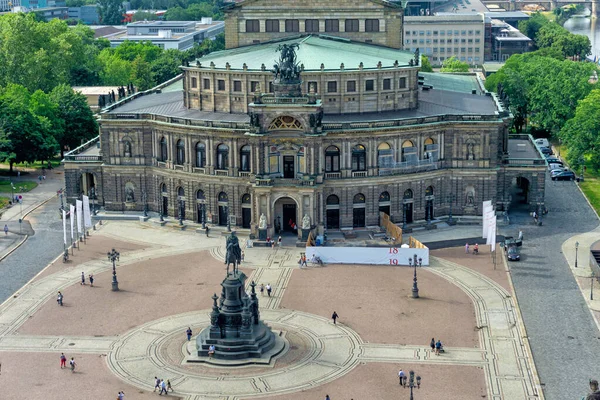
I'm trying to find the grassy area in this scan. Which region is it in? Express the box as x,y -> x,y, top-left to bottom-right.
0,196 -> 9,209
0,180 -> 38,193
0,158 -> 61,176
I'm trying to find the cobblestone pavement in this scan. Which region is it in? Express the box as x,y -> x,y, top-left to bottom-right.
506,176 -> 600,400
0,221 -> 542,399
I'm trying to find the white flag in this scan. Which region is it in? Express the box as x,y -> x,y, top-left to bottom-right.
76,200 -> 83,236
70,204 -> 75,240
486,217 -> 497,252
82,195 -> 92,228
482,201 -> 493,238
62,209 -> 67,245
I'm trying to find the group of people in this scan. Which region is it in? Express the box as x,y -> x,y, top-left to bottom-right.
153,376 -> 173,395
465,242 -> 479,255
81,272 -> 94,287
59,353 -> 76,372
265,236 -> 282,249
430,338 -> 444,355
259,283 -> 273,297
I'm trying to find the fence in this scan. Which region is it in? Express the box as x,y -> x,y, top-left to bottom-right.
380,212 -> 402,245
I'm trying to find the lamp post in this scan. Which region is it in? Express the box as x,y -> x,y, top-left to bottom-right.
107,248 -> 120,291
591,272 -> 595,301
575,241 -> 579,268
10,181 -> 14,205
409,253 -> 422,299
201,203 -> 206,229
226,205 -> 231,232
408,370 -> 422,400
142,190 -> 148,218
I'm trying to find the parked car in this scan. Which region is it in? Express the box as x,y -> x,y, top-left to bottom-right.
548,162 -> 564,171
539,147 -> 553,156
535,138 -> 550,148
545,157 -> 562,164
506,245 -> 520,261
551,167 -> 570,176
551,170 -> 576,181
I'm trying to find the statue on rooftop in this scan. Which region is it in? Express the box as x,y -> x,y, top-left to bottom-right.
272,43 -> 301,83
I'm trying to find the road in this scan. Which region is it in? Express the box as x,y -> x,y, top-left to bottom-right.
0,198 -> 64,303
509,175 -> 600,400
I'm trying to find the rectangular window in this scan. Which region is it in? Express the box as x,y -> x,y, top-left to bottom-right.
475,48 -> 480,53
269,82 -> 274,93
475,38 -> 480,43
285,19 -> 299,32
412,30 -> 417,35
461,30 -> 466,35
265,19 -> 280,32
327,81 -> 337,93
440,39 -> 445,44
433,48 -> 438,53
250,81 -> 260,92
447,47 -> 452,53
468,39 -> 473,43
305,19 -> 319,32
468,30 -> 473,35
461,39 -> 466,43
203,79 -> 210,90
461,47 -> 466,52
419,31 -> 425,36
475,56 -> 480,61
433,39 -> 438,44
365,19 -> 379,32
345,19 -> 359,32
405,31 -> 411,36
426,30 -> 431,36
440,48 -> 445,53
468,47 -> 473,52
399,77 -> 406,89
308,81 -> 318,93
383,78 -> 391,90
325,19 -> 339,32
440,30 -> 445,36
233,80 -> 242,92
454,30 -> 459,35
245,19 -> 259,33
433,30 -> 438,35
447,30 -> 452,35
191,77 -> 197,88
475,30 -> 481,35
217,80 -> 225,91
365,79 -> 374,91
347,80 -> 356,92
405,39 -> 411,45
454,39 -> 459,44
412,39 -> 417,44
426,39 -> 431,44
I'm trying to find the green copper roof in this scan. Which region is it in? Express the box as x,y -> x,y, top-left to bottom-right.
196,35 -> 416,71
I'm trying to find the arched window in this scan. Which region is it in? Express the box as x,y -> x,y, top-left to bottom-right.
379,191 -> 390,202
240,145 -> 251,172
195,142 -> 205,168
326,195 -> 340,205
218,192 -> 229,202
402,140 -> 416,163
176,139 -> 185,165
353,193 -> 366,204
217,144 -> 229,170
425,186 -> 434,196
242,193 -> 251,203
196,189 -> 205,201
123,140 -> 132,157
161,183 -> 167,194
325,146 -> 340,172
403,189 -> 413,200
177,186 -> 185,198
268,115 -> 303,130
351,144 -> 366,171
377,142 -> 393,168
353,193 -> 366,228
424,137 -> 437,160
159,137 -> 168,161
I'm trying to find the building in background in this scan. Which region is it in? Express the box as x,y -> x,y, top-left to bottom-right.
486,18 -> 532,61
404,13 -> 485,66
68,5 -> 99,24
107,19 -> 224,50
0,0 -> 20,12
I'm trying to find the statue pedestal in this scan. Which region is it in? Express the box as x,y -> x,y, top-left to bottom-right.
300,229 -> 310,242
258,229 -> 267,241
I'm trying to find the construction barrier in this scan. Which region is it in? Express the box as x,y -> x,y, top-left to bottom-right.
380,212 -> 403,246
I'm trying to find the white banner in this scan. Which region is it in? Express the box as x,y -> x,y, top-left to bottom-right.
70,204 -> 75,240
76,200 -> 83,236
82,195 -> 92,228
486,217 -> 497,252
482,200 -> 493,238
305,246 -> 429,266
62,209 -> 67,245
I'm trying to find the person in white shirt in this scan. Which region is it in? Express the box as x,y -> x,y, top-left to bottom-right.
398,369 -> 406,386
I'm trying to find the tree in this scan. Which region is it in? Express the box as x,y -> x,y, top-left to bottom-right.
440,56 -> 469,72
559,89 -> 600,171
98,0 -> 124,25
99,50 -> 133,85
50,84 -> 98,157
151,49 -> 184,83
132,11 -> 159,21
131,56 -> 155,91
518,12 -> 550,45
420,55 -> 433,72
29,90 -> 65,150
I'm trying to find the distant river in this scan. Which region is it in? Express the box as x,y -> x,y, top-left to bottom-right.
564,14 -> 600,59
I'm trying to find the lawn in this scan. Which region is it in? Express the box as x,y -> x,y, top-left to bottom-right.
0,180 -> 38,193
0,158 -> 61,176
0,196 -> 9,209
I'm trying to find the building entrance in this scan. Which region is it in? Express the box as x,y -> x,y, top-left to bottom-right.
283,156 -> 295,179
274,196 -> 298,233
283,204 -> 297,231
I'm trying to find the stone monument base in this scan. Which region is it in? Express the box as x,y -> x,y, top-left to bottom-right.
300,229 -> 310,242
258,229 -> 267,241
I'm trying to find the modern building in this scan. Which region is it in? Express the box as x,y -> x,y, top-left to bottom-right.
0,0 -> 20,12
67,5 -> 99,24
107,19 -> 224,51
63,0 -> 545,237
404,13 -> 485,66
486,18 -> 532,62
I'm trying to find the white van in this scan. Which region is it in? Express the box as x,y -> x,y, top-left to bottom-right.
535,138 -> 550,148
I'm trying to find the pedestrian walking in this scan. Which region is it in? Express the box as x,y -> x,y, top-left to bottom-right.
398,369 -> 406,386
117,391 -> 125,400
241,251 -> 245,263
332,311 -> 339,324
154,377 -> 160,392
260,283 -> 265,296
69,357 -> 76,372
430,338 -> 435,352
81,272 -> 86,285
205,226 -> 209,237
271,239 -> 275,249
301,255 -> 307,267
266,283 -> 272,297
518,230 -> 523,241
60,353 -> 67,368
57,291 -> 63,306
278,236 -> 282,247
186,327 -> 192,341
159,379 -> 168,395
3,224 -> 8,236
89,274 -> 94,287
473,243 -> 479,255
167,379 -> 173,392
435,339 -> 442,355
325,395 -> 331,400
465,242 -> 469,253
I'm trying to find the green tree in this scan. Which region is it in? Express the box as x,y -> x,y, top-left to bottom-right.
559,89 -> 600,171
99,50 -> 133,85
29,90 -> 65,150
420,55 -> 433,72
440,56 -> 469,72
50,84 -> 98,157
131,55 -> 155,91
132,11 -> 159,21
518,12 -> 549,44
98,0 -> 124,24
151,49 -> 184,83
113,40 -> 162,63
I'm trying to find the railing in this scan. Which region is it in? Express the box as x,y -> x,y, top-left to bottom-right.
322,113 -> 503,131
503,158 -> 546,167
325,172 -> 341,179
174,164 -> 185,171
215,169 -> 229,177
157,161 -> 167,168
591,250 -> 600,281
63,136 -> 102,162
254,177 -> 273,186
192,167 -> 206,174
378,160 -> 440,176
239,171 -> 253,178
352,171 -> 368,178
260,96 -> 311,104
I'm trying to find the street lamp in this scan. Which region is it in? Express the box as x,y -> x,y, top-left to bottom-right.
201,203 -> 206,229
408,370 -> 422,400
575,241 -> 579,268
226,205 -> 231,232
107,248 -> 120,291
591,272 -> 595,301
409,253 -> 422,299
142,190 -> 148,218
